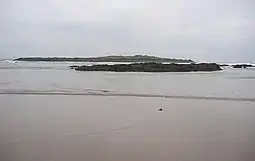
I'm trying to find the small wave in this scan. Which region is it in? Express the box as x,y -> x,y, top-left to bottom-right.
0,66 -> 69,70
67,132 -> 102,137
66,125 -> 133,138
0,60 -> 17,63
227,76 -> 255,80
110,125 -> 133,132
0,90 -> 255,102
0,82 -> 15,85
2,140 -> 21,145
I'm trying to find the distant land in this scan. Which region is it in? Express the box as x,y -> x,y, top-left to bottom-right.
15,55 -> 194,63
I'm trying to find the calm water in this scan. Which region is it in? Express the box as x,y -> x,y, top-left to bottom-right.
1,61 -> 255,161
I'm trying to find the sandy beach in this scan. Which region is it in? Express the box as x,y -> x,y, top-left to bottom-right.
1,95 -> 255,161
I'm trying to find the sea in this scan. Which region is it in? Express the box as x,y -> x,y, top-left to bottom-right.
1,60 -> 255,161
1,60 -> 255,99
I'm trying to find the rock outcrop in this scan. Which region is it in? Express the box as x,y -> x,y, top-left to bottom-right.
72,63 -> 222,72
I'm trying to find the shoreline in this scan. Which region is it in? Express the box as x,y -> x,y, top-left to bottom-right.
1,90 -> 254,102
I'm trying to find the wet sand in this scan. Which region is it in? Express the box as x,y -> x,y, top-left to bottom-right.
1,95 -> 255,161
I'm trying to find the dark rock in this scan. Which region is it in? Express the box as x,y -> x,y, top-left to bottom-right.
158,108 -> 163,111
219,64 -> 229,67
74,63 -> 222,72
69,65 -> 79,69
232,64 -> 254,68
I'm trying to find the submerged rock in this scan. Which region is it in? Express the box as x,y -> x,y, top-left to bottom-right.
73,63 -> 222,72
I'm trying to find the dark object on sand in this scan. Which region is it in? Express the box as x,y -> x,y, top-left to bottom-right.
73,63 -> 222,72
158,108 -> 163,111
232,64 -> 254,68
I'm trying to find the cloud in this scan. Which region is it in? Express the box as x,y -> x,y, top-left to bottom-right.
0,0 -> 255,62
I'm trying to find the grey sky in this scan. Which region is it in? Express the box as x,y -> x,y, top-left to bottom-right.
1,0 -> 255,62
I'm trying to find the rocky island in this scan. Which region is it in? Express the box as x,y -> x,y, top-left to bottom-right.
15,55 -> 194,63
72,63 -> 222,72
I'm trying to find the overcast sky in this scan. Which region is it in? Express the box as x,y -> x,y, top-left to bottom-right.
0,0 -> 254,62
